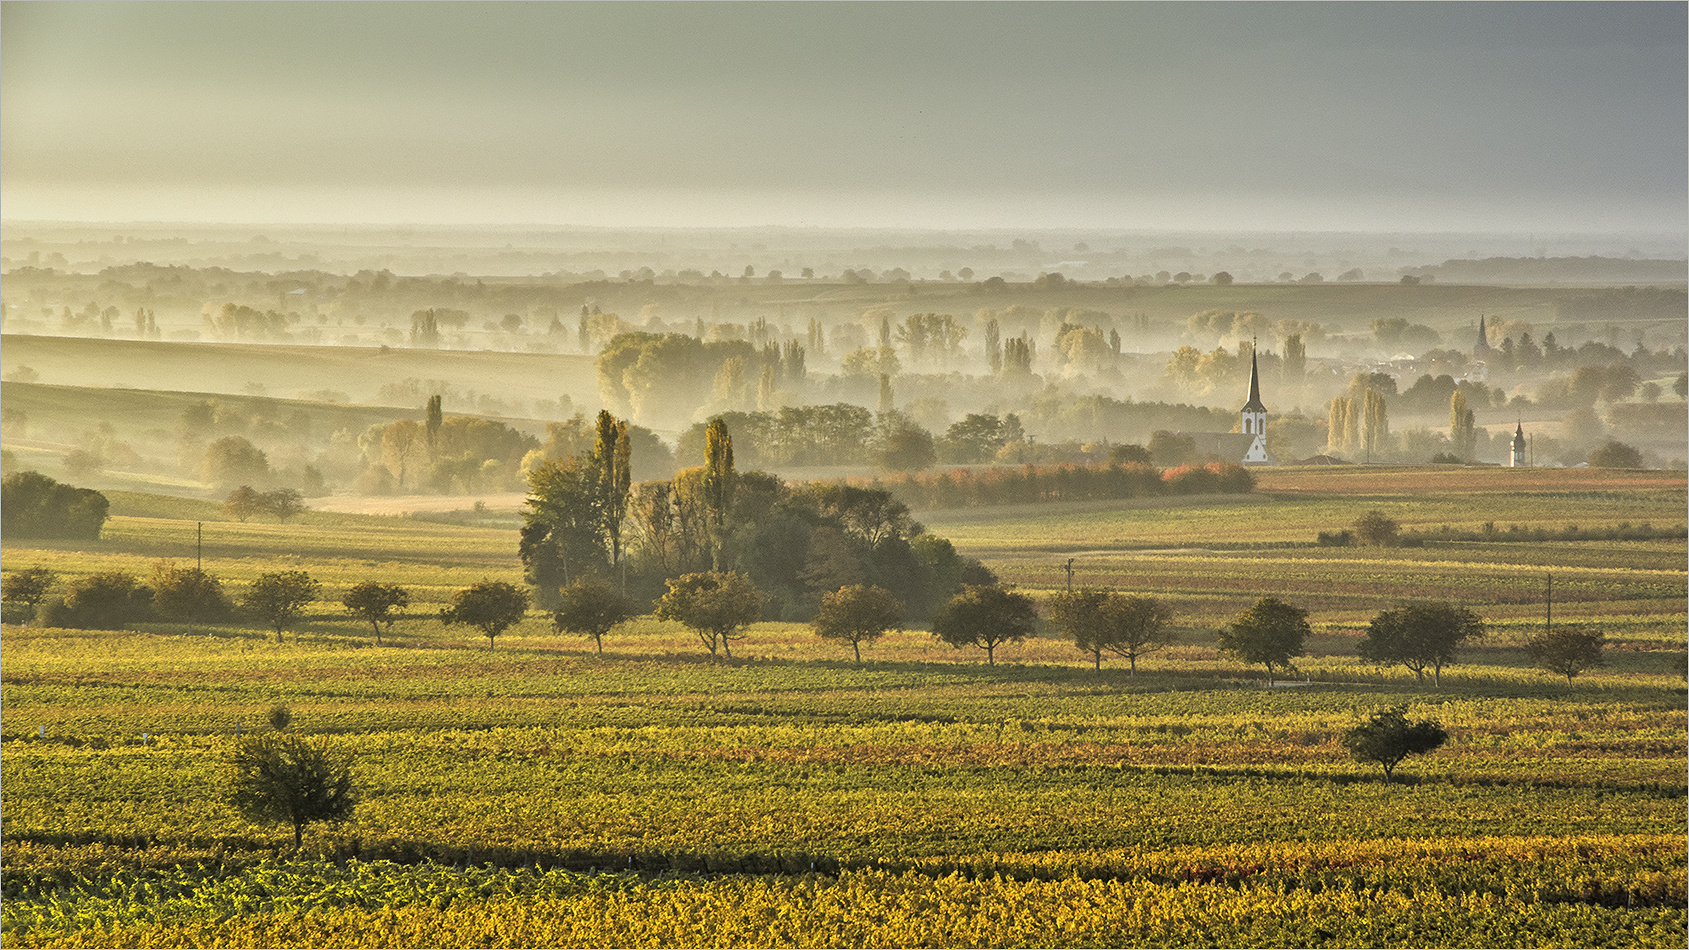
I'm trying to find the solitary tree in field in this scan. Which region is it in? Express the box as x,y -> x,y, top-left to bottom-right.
222,486 -> 265,523
2,566 -> 56,621
243,571 -> 320,643
1357,603 -> 1485,687
932,584 -> 1037,666
261,488 -> 307,523
553,578 -> 638,655
812,584 -> 903,663
228,732 -> 357,850
1527,627 -> 1606,684
440,581 -> 529,649
1341,705 -> 1448,784
1218,596 -> 1310,685
341,581 -> 409,646
656,571 -> 763,659
1051,588 -> 1175,674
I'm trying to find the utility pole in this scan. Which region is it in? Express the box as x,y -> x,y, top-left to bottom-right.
1545,573 -> 1552,633
1064,558 -> 1075,591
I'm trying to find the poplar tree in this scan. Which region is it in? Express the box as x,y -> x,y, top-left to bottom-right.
702,419 -> 735,569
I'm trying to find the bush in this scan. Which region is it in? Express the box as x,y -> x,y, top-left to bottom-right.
1315,529 -> 1355,547
37,572 -> 153,630
1352,510 -> 1401,546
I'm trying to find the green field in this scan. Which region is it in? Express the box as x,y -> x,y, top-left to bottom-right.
2,468 -> 1684,947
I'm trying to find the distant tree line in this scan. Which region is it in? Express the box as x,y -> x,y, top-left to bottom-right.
853,460 -> 1256,510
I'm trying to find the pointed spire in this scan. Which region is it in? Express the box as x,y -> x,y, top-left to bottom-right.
1476,314 -> 1493,354
1242,340 -> 1266,413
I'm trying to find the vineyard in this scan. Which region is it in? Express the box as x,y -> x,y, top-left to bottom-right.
2,467 -> 1685,947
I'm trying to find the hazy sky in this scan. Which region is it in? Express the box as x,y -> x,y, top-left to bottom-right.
3,1 -> 1684,233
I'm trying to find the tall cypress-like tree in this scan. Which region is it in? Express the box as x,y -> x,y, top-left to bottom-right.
702,419 -> 735,569
425,395 -> 443,456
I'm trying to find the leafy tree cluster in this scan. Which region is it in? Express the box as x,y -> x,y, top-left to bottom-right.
524,415 -> 990,622
1,471 -> 109,539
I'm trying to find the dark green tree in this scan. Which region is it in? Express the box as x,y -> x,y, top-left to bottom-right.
812,584 -> 903,663
244,571 -> 321,643
341,581 -> 409,645
879,425 -> 937,472
701,419 -> 736,568
1358,603 -> 1484,686
1218,596 -> 1310,685
1527,627 -> 1606,684
1341,705 -> 1448,784
932,584 -> 1037,666
227,732 -> 357,849
656,571 -> 763,659
440,580 -> 530,649
553,578 -> 638,655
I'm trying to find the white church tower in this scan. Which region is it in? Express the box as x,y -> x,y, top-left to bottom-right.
1510,422 -> 1527,467
1241,346 -> 1271,464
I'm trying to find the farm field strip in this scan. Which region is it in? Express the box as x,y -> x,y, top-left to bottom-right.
4,468 -> 1686,948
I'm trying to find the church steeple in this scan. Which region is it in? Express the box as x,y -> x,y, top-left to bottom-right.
1242,345 -> 1267,413
1475,314 -> 1493,356
1510,421 -> 1527,467
1240,342 -> 1268,440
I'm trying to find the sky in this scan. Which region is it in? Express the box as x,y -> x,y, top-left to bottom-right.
2,1 -> 1685,234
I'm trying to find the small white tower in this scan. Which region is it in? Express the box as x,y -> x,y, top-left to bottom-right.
1510,422 -> 1527,467
1241,345 -> 1271,464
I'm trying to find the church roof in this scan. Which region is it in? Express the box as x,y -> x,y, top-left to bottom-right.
1242,348 -> 1267,412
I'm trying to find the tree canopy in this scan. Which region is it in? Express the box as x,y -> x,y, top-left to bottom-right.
227,733 -> 357,850
932,584 -> 1037,666
1,471 -> 109,540
440,581 -> 529,649
655,571 -> 763,659
1357,603 -> 1485,686
1050,589 -> 1175,674
812,584 -> 903,663
1218,597 -> 1310,685
553,578 -> 639,655
244,571 -> 321,643
1527,627 -> 1607,684
1341,705 -> 1449,784
341,582 -> 410,645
